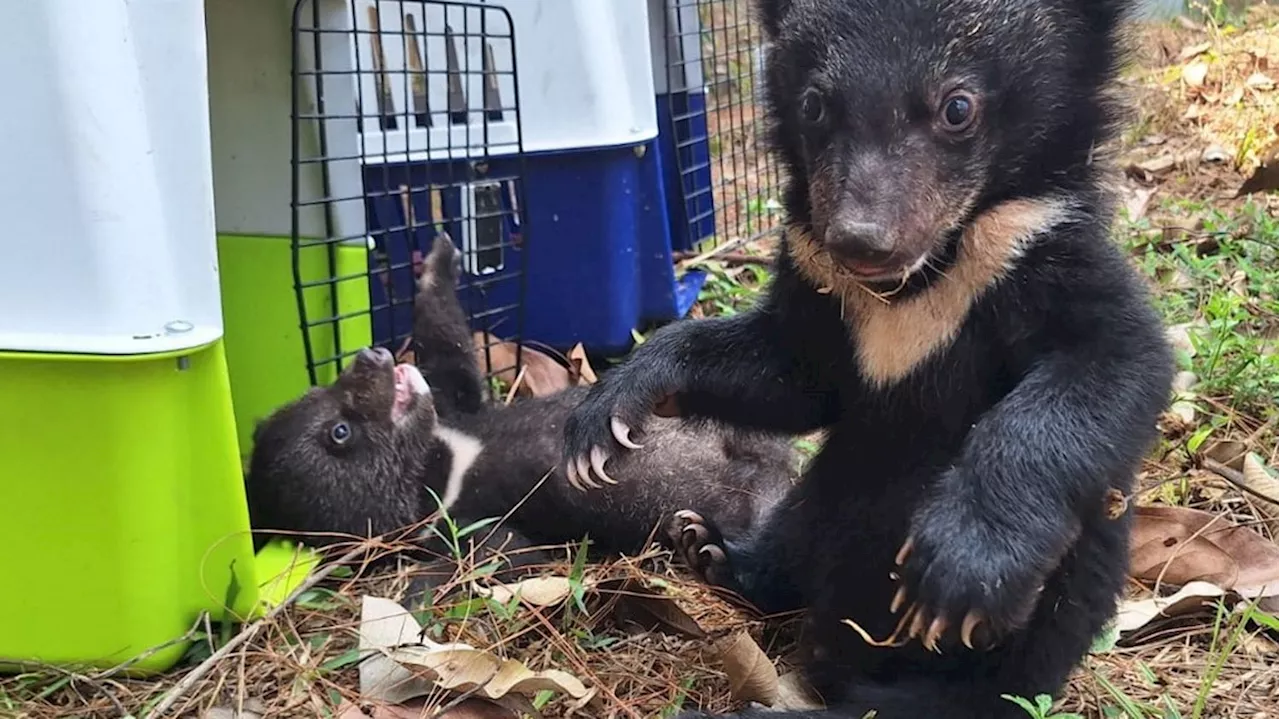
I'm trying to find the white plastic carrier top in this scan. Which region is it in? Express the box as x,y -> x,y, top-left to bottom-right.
299,0 -> 662,163
0,0 -> 223,356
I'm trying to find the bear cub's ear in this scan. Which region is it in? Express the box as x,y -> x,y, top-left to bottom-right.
754,0 -> 792,39
1076,0 -> 1138,34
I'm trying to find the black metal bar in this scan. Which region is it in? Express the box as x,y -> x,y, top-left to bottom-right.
291,0 -> 530,394
661,0 -> 782,253
291,0 -> 318,387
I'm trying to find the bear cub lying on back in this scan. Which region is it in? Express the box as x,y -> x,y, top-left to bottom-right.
244,236 -> 797,578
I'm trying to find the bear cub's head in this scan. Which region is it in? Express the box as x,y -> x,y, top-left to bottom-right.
244,346 -> 439,550
244,233 -> 479,551
758,0 -> 1130,287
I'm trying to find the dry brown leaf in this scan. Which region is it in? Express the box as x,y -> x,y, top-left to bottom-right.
1241,632 -> 1277,657
1182,60 -> 1209,87
712,632 -> 779,706
474,575 -> 710,641
1138,154 -> 1177,175
1176,148 -> 1204,167
1159,214 -> 1205,238
475,574 -> 711,643
1193,469 -> 1231,503
1168,404 -> 1197,424
1157,267 -> 1195,291
1226,270 -> 1248,298
1171,371 -> 1197,394
566,343 -> 598,386
1158,411 -> 1193,437
1204,439 -> 1250,470
1166,323 -> 1198,358
1168,370 -> 1199,424
337,698 -> 521,719
1178,41 -> 1212,60
338,700 -> 422,719
435,699 -> 523,719
471,332 -> 573,398
476,576 -> 576,607
358,596 -> 595,706
1245,71 -> 1276,89
395,345 -> 417,367
1124,186 -> 1157,221
604,578 -> 708,640
1201,144 -> 1231,164
202,700 -> 266,719
360,596 -> 444,704
773,671 -> 825,711
1130,505 -> 1280,599
387,643 -> 592,703
1242,454 -> 1280,513
1114,580 -> 1228,633
1131,508 -> 1237,588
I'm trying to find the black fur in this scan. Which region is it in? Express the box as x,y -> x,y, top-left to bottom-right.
244,236 -> 796,583
409,237 -> 485,419
562,1 -> 1174,717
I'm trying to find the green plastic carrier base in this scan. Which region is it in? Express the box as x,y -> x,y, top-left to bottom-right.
0,341 -> 317,675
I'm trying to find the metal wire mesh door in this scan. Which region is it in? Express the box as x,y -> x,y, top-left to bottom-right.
660,0 -> 784,256
290,0 -> 529,392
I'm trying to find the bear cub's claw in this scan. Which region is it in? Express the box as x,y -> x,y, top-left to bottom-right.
888,528 -> 1046,653
667,509 -> 734,588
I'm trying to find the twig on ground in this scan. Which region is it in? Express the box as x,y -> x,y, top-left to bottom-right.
673,235 -> 757,270
1203,458 -> 1280,505
144,544 -> 369,719
19,663 -> 132,718
674,251 -> 775,267
92,615 -> 208,681
503,364 -> 528,406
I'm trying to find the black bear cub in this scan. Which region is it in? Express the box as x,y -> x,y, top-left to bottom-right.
564,0 -> 1173,717
244,236 -> 797,579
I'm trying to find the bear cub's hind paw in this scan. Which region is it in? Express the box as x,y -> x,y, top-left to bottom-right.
667,509 -> 735,588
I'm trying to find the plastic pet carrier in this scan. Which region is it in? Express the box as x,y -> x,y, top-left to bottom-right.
0,0 -> 313,675
290,0 -> 783,360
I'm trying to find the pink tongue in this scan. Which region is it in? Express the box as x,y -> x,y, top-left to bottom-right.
391,366 -> 413,420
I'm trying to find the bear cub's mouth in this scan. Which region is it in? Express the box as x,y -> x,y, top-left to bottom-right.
391,363 -> 430,425
839,252 -> 932,284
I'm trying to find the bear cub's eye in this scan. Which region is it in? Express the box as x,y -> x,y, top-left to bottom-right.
800,88 -> 826,125
329,421 -> 351,444
938,90 -> 978,132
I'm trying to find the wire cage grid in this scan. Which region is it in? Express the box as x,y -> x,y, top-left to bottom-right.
290,0 -> 530,393
661,0 -> 785,258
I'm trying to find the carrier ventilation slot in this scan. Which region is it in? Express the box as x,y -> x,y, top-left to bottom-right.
443,25 -> 468,125
362,6 -> 508,131
464,181 -> 506,276
366,6 -> 398,131
402,14 -> 430,127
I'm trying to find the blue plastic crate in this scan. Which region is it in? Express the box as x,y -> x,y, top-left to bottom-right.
658,88 -> 717,253
361,125 -> 713,357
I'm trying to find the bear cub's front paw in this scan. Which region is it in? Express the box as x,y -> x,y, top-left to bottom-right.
889,504 -> 1050,652
562,371 -> 677,491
